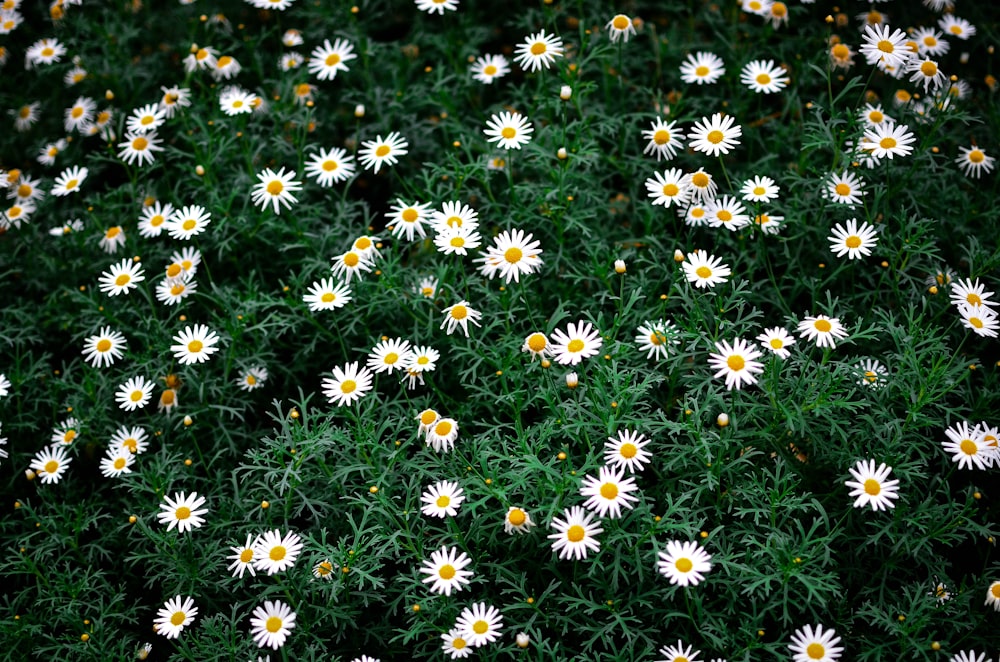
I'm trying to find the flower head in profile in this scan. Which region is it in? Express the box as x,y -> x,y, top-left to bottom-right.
605,14 -> 636,43
415,0 -> 458,14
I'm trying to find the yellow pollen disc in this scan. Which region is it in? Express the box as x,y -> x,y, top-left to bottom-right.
187,340 -> 203,353
64,179 -> 78,190
969,317 -> 984,329
675,557 -> 693,572
114,458 -> 126,469
504,247 -> 523,263
567,339 -> 585,353
755,215 -> 770,225
8,207 -> 21,218
706,130 -> 724,144
18,107 -> 30,119
453,637 -> 467,650
270,545 -> 286,561
814,319 -> 832,332
266,616 -> 282,633
770,338 -> 784,349
321,292 -> 335,303
650,332 -> 665,346
483,65 -> 497,75
450,237 -> 465,247
161,390 -> 176,405
696,266 -> 712,279
170,612 -> 186,626
473,621 -> 488,635
845,235 -> 862,248
384,352 -> 399,365
374,145 -> 390,157
139,115 -> 154,125
663,183 -> 679,196
97,339 -> 112,352
727,355 -> 745,371
17,184 -> 30,197
877,39 -> 894,54
438,564 -> 456,579
267,180 -> 284,195
865,371 -> 877,382
246,375 -> 257,386
695,65 -> 709,76
992,584 -> 1000,598
232,100 -> 243,108
501,127 -> 516,139
170,283 -> 187,296
753,186 -> 765,195
175,506 -> 191,520
620,443 -> 637,458
832,44 -> 849,58
756,73 -> 771,85
600,483 -> 618,499
132,137 -> 148,150
436,495 -> 451,508
150,214 -> 165,227
434,421 -> 453,436
401,208 -> 418,222
322,159 -> 338,172
325,53 -> 341,66
296,83 -> 311,97
653,129 -> 670,145
835,183 -> 851,196
969,150 -> 985,164
966,293 -> 982,305
355,237 -> 372,250
772,2 -> 786,16
130,390 -> 144,402
450,305 -> 468,320
45,460 -> 59,474
344,253 -> 359,267
417,356 -> 429,365
612,15 -> 629,29
63,430 -> 76,443
691,173 -> 709,187
123,438 -> 137,452
216,56 -> 233,68
316,561 -> 332,574
806,643 -> 826,659
566,525 -> 585,542
195,48 -> 208,60
340,380 -> 357,393
508,509 -> 526,525
717,210 -> 732,222
115,274 -> 131,287
920,61 -> 937,76
41,47 -> 54,57
864,478 -> 881,495
530,42 -> 547,55
182,219 -> 196,231
949,25 -> 961,35
880,137 -> 897,149
71,107 -> 84,118
420,410 -> 437,425
166,264 -> 182,278
960,439 -> 978,455
527,334 -> 546,352
446,216 -> 462,227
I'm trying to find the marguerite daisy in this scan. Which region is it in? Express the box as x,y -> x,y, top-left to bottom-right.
844,459 -> 899,510
656,540 -> 713,586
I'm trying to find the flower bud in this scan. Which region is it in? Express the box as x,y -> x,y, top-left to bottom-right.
557,147 -> 567,160
614,259 -> 626,274
516,632 -> 530,648
566,372 -> 578,389
674,249 -> 685,262
354,104 -> 365,118
559,85 -> 572,100
717,413 -> 730,427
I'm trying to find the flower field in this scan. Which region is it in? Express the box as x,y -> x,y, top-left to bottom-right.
0,0 -> 999,660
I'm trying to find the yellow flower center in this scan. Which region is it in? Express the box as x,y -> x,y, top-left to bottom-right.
123,438 -> 138,453
695,65 -> 709,76
880,137 -> 897,149
771,2 -> 786,17
834,183 -> 851,196
436,495 -> 451,508
969,150 -> 985,164
566,525 -> 585,542
18,107 -> 30,119
806,643 -> 825,659
170,612 -> 186,626
175,506 -> 191,520
969,317 -> 984,329
131,136 -> 149,151
325,53 -> 341,66
340,380 -> 357,393
845,235 -> 862,248
619,443 -> 637,458
706,130 -> 724,144
96,338 -> 112,352
600,482 -> 618,499
675,557 -> 693,572
434,421 -> 453,436
863,478 -> 881,495
814,319 -> 832,332
270,545 -> 286,561
649,332 -> 665,345
483,65 -> 497,75
756,73 -> 771,85
920,61 -> 937,77
344,252 -> 360,267
63,430 -> 76,443
966,293 -> 982,305
71,107 -> 84,119
508,509 -> 526,525
960,439 -> 978,455
182,219 -> 196,231
717,210 -> 732,222
64,179 -> 78,190
949,25 -> 962,35
450,237 -> 465,248
696,266 -> 712,279
188,340 -> 203,353
453,637 -> 467,650
567,339 -> 585,353
45,460 -> 59,474
246,375 -> 257,386
267,180 -> 284,195
321,292 -> 336,303
161,390 -> 176,405
832,44 -> 849,59
450,305 -> 468,320
501,127 -> 516,139
41,47 -> 54,57
753,186 -> 766,196
530,42 -> 547,55
166,264 -> 182,278
770,338 -> 784,349
691,172 -> 709,188
877,40 -> 895,54
375,145 -> 390,157
130,390 -> 144,402
266,616 -> 282,633
420,410 -> 437,425
114,458 -> 126,470
663,183 -> 679,196
438,564 -> 456,580
384,352 -> 399,365
527,333 -> 547,352
504,247 -> 523,263
401,208 -> 418,222
322,159 -> 338,172
473,620 -> 489,635
727,355 -> 745,371
992,584 -> 1000,598
612,15 -> 629,30
653,129 -> 670,145
115,274 -> 131,287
